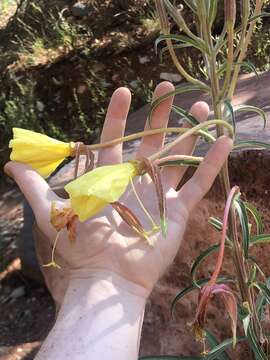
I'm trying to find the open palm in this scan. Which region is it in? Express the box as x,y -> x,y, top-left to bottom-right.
4,81 -> 232,301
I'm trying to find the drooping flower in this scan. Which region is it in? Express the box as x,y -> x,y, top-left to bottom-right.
9,128 -> 75,178
193,283 -> 238,347
193,186 -> 239,348
50,202 -> 78,243
64,162 -> 139,222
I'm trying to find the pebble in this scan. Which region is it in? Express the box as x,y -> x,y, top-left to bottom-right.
71,2 -> 90,17
36,101 -> 45,112
138,55 -> 150,64
160,72 -> 182,83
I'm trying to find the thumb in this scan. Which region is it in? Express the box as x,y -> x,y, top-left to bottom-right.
4,161 -> 61,238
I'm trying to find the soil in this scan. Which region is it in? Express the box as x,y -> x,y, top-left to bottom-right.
141,149 -> 270,360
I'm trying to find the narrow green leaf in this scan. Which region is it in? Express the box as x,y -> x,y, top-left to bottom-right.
234,199 -> 250,258
223,100 -> 236,133
233,105 -> 267,129
205,329 -> 232,360
171,277 -> 234,316
191,244 -> 221,287
236,61 -> 259,79
253,282 -> 270,305
191,241 -> 232,287
172,105 -> 200,126
256,278 -> 270,321
234,140 -> 270,151
246,323 -> 267,360
155,34 -> 208,54
250,234 -> 270,246
171,105 -> 215,143
149,83 -> 209,128
208,217 -> 223,231
244,202 -> 264,235
206,337 -> 245,360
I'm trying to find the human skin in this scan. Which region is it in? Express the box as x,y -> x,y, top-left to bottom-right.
4,81 -> 233,359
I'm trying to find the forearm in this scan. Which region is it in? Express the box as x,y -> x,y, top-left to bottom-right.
35,271 -> 147,360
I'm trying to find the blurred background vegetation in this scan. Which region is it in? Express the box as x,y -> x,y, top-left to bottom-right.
0,0 -> 269,179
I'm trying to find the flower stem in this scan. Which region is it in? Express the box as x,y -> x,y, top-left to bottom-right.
70,127 -> 216,154
43,232 -> 61,269
130,177 -> 159,231
148,120 -> 234,162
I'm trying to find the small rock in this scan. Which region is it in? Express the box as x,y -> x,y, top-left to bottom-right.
10,286 -> 25,299
36,101 -> 45,112
138,55 -> 150,64
160,72 -> 182,83
2,236 -> 13,244
71,2 -> 90,17
77,85 -> 87,94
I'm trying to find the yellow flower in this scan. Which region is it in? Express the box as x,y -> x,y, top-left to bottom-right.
9,128 -> 74,178
64,162 -> 138,222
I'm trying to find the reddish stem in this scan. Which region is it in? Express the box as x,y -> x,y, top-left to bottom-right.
209,185 -> 240,286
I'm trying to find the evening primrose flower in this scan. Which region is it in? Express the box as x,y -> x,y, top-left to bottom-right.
64,162 -> 139,222
9,128 -> 75,178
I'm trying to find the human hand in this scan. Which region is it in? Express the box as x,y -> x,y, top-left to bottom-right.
4,81 -> 232,299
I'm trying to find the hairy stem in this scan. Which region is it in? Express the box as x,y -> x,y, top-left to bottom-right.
71,127 -> 215,153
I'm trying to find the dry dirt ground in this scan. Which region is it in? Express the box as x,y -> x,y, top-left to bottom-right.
1,69 -> 270,359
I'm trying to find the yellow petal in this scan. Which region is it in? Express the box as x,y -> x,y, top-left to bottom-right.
65,162 -> 138,221
9,128 -> 73,178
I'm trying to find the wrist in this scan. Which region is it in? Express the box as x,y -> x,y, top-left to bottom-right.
69,268 -> 150,299
36,272 -> 146,360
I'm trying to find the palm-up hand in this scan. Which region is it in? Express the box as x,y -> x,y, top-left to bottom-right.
4,81 -> 232,300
